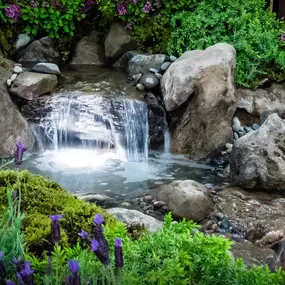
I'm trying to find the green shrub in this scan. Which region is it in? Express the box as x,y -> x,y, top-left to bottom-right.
0,170 -> 118,256
167,0 -> 285,87
25,214 -> 285,284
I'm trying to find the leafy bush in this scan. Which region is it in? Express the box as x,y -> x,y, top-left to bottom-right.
167,0 -> 285,87
23,214 -> 285,284
0,170 -> 118,256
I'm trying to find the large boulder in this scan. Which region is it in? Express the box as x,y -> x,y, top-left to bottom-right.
10,72 -> 58,100
153,180 -> 212,221
236,84 -> 285,124
107,208 -> 162,233
113,51 -> 138,70
0,57 -> 34,155
104,22 -> 137,62
230,113 -> 285,190
161,43 -> 237,161
70,31 -> 105,66
16,37 -> 60,62
127,54 -> 167,75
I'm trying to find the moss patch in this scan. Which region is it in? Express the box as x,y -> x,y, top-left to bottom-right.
0,170 -> 118,256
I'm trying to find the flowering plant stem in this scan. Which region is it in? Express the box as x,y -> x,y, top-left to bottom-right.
55,244 -> 60,285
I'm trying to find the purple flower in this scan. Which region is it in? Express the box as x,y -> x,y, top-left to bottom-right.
30,0 -> 38,7
281,33 -> 285,41
5,4 -> 22,22
12,256 -> 21,265
12,256 -> 23,272
114,238 -> 123,268
133,0 -> 139,4
94,214 -> 104,226
90,240 -> 110,265
0,252 -> 3,260
12,190 -> 18,201
68,260 -> 80,274
50,214 -> 62,244
20,261 -> 34,285
117,3 -> 128,15
16,273 -> 25,285
66,260 -> 81,285
78,229 -> 88,239
81,0 -> 95,13
15,141 -> 27,165
6,281 -> 15,285
142,0 -> 152,13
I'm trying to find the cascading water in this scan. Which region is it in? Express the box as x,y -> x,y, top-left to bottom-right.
24,92 -> 149,162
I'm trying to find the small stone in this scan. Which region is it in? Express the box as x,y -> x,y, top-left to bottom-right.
153,201 -> 165,209
143,205 -> 154,211
170,55 -> 177,62
226,148 -> 232,154
244,126 -> 253,133
162,205 -> 170,212
139,72 -> 159,89
31,63 -> 60,75
6,79 -> 12,87
136,83 -> 145,91
252,123 -> 260,130
233,117 -> 241,127
143,195 -> 153,203
225,143 -> 233,150
213,212 -> 224,221
13,66 -> 23,74
149,68 -> 159,73
160,62 -> 171,71
132,73 -> 142,82
221,151 -> 227,156
154,72 -> 162,80
120,202 -> 131,208
10,74 -> 17,81
234,132 -> 239,140
14,63 -> 22,67
238,131 -> 245,138
140,201 -> 147,208
232,123 -> 240,132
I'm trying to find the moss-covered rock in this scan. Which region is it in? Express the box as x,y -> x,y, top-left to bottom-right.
0,170 -> 118,256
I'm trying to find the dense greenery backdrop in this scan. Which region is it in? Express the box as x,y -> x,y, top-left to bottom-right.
0,0 -> 285,86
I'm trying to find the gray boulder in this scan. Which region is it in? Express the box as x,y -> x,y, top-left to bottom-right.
16,37 -> 59,62
232,242 -> 278,271
10,72 -> 58,100
31,63 -> 60,75
107,208 -> 162,233
154,180 -> 212,221
70,31 -> 105,66
105,22 -> 137,62
0,57 -> 34,155
139,72 -> 159,89
15,34 -> 33,51
230,113 -> 285,190
161,43 -> 236,161
113,51 -> 138,70
237,84 -> 285,123
127,54 -> 167,75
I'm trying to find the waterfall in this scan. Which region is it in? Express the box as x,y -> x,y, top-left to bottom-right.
25,93 -> 149,162
163,130 -> 171,153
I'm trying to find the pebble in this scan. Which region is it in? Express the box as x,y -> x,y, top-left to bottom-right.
10,74 -> 17,81
233,117 -> 241,127
232,123 -> 240,132
234,132 -> 239,140
225,143 -> 233,150
213,212 -> 224,221
132,73 -> 142,82
120,202 -> 131,208
162,205 -> 170,212
170,55 -> 177,62
13,66 -> 23,73
244,126 -> 253,133
226,149 -> 232,154
143,195 -> 153,203
6,79 -> 12,87
153,201 -> 166,209
140,202 -> 147,208
136,83 -> 145,91
160,62 -> 171,71
221,151 -> 227,156
238,131 -> 245,137
14,63 -> 22,67
149,68 -> 159,73
143,205 -> 154,211
154,72 -> 162,80
252,123 -> 260,130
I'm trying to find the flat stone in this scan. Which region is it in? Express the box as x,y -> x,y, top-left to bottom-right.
120,202 -> 131,208
244,126 -> 253,133
107,208 -> 162,233
252,123 -> 260,130
10,74 -> 17,81
13,66 -> 23,73
10,72 -> 58,100
31,63 -> 60,75
154,73 -> 162,80
160,61 -> 171,71
225,143 -> 233,150
132,73 -> 142,82
149,68 -> 159,73
143,195 -> 153,203
139,72 -> 159,89
170,56 -> 177,62
6,79 -> 12,87
153,201 -> 165,209
232,123 -> 240,132
234,132 -> 239,140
